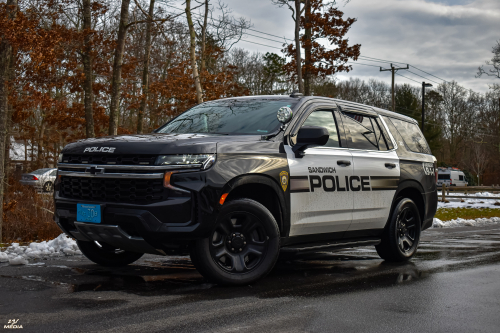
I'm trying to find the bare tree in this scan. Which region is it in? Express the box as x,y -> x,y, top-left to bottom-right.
477,40 -> 500,92
464,140 -> 490,185
109,0 -> 131,136
272,0 -> 305,94
137,0 -> 155,134
0,0 -> 18,242
185,0 -> 203,104
82,0 -> 95,138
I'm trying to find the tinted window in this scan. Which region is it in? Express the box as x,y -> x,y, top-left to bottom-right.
459,175 -> 464,181
389,118 -> 431,154
157,99 -> 298,135
341,112 -> 384,150
377,118 -> 394,150
301,110 -> 340,148
438,174 -> 449,180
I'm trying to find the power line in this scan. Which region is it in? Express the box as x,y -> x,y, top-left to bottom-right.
395,72 -> 420,84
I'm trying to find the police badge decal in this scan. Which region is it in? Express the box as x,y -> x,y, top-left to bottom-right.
280,171 -> 289,191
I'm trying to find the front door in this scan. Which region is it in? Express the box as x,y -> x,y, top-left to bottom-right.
286,108 -> 354,237
337,111 -> 400,232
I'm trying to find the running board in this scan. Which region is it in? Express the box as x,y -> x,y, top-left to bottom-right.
280,238 -> 381,254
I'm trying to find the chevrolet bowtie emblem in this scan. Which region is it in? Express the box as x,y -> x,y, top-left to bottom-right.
85,165 -> 105,175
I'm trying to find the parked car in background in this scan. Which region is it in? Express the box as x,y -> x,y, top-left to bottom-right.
437,167 -> 468,187
20,168 -> 57,192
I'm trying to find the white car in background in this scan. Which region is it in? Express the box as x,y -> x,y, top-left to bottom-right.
20,168 -> 57,192
437,168 -> 468,187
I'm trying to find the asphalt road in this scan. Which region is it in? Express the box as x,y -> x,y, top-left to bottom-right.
1,225 -> 500,333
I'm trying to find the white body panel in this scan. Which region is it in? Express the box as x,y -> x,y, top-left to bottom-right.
285,145 -> 353,236
348,150 -> 400,231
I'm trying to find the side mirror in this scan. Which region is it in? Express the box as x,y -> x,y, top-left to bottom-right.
292,126 -> 329,158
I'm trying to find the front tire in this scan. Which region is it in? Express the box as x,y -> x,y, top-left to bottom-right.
190,199 -> 280,285
77,240 -> 144,267
376,198 -> 421,262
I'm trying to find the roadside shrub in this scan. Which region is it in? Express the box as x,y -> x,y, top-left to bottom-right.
2,178 -> 60,243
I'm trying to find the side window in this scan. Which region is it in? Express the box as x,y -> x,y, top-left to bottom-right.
389,118 -> 431,154
375,117 -> 394,150
301,110 -> 340,148
459,175 -> 464,181
341,112 -> 382,150
50,170 -> 57,176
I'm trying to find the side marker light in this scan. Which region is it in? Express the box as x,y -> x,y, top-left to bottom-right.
219,193 -> 228,205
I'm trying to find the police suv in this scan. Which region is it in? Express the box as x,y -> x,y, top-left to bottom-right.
54,95 -> 438,285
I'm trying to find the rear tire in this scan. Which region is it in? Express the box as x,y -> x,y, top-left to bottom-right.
43,181 -> 53,192
77,240 -> 144,267
190,199 -> 280,285
376,198 -> 421,262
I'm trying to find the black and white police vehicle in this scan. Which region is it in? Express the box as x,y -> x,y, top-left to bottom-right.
54,95 -> 438,285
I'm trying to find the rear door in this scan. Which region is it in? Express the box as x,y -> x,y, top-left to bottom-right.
336,109 -> 400,233
286,105 -> 353,237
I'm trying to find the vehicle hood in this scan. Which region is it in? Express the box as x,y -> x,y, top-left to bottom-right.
62,133 -> 262,155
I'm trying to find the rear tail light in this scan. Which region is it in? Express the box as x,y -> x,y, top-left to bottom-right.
32,176 -> 38,180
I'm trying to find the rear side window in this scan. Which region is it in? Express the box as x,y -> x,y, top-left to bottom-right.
340,112 -> 389,151
388,118 -> 431,154
438,174 -> 450,180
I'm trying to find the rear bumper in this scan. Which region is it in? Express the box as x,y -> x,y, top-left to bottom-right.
20,180 -> 42,188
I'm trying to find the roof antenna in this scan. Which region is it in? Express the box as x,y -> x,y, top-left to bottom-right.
290,91 -> 303,98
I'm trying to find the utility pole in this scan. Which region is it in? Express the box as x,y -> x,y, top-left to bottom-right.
421,82 -> 433,133
380,64 -> 409,112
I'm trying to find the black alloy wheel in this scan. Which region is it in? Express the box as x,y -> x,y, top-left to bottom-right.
375,198 -> 421,262
190,199 -> 280,285
209,212 -> 269,273
396,206 -> 417,254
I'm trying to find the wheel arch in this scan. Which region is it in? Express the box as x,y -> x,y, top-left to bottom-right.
222,174 -> 288,237
386,180 -> 426,228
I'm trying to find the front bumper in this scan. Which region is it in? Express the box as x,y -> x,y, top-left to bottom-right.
54,169 -> 226,254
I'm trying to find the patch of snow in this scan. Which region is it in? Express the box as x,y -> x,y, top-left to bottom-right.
433,217 -> 500,228
438,191 -> 500,209
0,234 -> 82,266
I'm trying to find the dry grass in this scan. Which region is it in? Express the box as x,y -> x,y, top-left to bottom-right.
2,179 -> 60,243
435,207 -> 500,221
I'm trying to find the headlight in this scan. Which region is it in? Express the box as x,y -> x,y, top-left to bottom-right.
155,154 -> 215,170
58,153 -> 63,163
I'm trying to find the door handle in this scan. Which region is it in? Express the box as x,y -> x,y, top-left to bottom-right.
337,160 -> 351,166
385,163 -> 396,169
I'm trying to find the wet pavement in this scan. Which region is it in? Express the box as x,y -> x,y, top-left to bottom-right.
1,225 -> 500,332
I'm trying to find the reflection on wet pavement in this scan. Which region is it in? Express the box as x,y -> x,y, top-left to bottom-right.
3,226 -> 500,300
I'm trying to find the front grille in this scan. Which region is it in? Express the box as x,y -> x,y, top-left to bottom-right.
60,176 -> 167,204
62,154 -> 157,166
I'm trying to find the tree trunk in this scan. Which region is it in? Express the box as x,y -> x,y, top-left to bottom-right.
82,0 -> 95,138
185,0 -> 203,104
294,0 -> 304,94
137,0 -> 155,134
200,0 -> 209,73
109,0 -> 131,135
37,118 -> 46,168
303,0 -> 312,96
0,0 -> 18,242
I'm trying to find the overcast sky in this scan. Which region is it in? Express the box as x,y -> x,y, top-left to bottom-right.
169,0 -> 500,93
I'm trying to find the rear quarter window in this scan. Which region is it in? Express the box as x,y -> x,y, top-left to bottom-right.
388,118 -> 431,154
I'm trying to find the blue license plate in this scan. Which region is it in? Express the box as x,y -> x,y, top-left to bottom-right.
77,204 -> 101,223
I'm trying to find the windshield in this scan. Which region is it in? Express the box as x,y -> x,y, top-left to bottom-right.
156,98 -> 297,135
